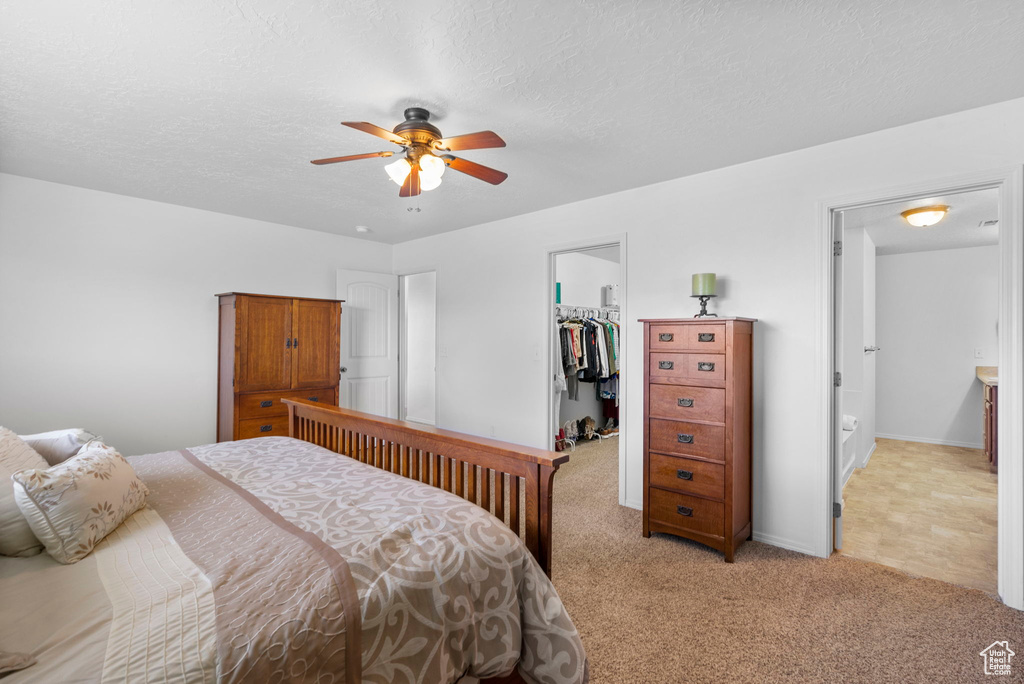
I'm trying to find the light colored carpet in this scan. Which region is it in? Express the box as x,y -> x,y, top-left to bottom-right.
549,438 -> 1024,683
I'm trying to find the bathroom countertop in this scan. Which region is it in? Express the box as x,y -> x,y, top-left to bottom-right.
976,366 -> 998,387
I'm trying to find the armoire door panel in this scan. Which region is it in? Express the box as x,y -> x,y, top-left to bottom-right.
239,297 -> 292,392
292,299 -> 340,389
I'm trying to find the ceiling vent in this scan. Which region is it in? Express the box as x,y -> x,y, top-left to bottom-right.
979,219 -> 999,227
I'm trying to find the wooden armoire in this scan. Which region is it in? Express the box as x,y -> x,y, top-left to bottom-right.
217,293 -> 342,442
640,317 -> 755,562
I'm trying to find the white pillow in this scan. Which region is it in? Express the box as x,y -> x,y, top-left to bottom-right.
0,427 -> 47,557
12,442 -> 149,564
19,428 -> 99,466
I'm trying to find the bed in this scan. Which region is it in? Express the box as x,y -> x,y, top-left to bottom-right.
0,401 -> 587,683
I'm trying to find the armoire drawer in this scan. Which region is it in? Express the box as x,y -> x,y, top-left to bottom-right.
650,324 -> 725,353
649,419 -> 725,461
649,488 -> 724,538
649,452 -> 725,500
649,384 -> 725,423
237,416 -> 291,440
650,353 -> 726,385
238,388 -> 336,420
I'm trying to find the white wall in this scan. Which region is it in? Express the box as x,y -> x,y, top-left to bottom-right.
0,174 -> 392,455
401,271 -> 437,425
556,251 -> 619,309
394,97 -> 1024,556
875,245 -> 999,448
556,251 -> 620,429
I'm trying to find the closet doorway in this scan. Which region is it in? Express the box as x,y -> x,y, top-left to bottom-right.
399,271 -> 437,426
549,241 -> 627,506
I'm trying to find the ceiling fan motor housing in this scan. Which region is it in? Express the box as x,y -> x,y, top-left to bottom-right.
393,107 -> 441,145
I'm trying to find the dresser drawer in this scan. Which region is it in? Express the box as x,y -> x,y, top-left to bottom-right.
237,416 -> 290,439
649,453 -> 725,500
650,353 -> 726,385
649,384 -> 725,423
238,388 -> 336,419
649,419 -> 725,461
649,324 -> 726,352
649,488 -> 724,538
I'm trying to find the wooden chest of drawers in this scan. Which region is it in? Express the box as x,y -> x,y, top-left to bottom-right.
641,317 -> 755,562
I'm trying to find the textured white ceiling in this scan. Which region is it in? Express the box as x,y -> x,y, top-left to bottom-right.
2,1 -> 1023,244
845,188 -> 999,255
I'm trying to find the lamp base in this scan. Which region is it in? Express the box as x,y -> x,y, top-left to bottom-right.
693,295 -> 718,318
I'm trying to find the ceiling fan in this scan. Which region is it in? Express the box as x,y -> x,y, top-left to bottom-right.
311,107 -> 508,198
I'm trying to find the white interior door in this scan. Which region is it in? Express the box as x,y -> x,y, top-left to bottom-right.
337,269 -> 399,418
832,209 -> 845,551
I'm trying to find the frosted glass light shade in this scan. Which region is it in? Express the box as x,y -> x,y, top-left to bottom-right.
385,158 -> 411,185
419,154 -> 446,179
420,173 -> 442,191
900,205 -> 949,228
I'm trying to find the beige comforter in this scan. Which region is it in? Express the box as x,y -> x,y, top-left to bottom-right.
0,437 -> 587,684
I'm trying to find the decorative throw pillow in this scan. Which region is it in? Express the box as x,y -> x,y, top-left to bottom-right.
19,428 -> 99,466
0,427 -> 47,557
12,442 -> 149,564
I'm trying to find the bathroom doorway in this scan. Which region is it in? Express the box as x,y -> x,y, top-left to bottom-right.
823,167 -> 1024,608
835,188 -> 1000,593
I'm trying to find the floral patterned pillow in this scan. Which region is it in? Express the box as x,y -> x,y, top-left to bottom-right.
11,442 -> 149,564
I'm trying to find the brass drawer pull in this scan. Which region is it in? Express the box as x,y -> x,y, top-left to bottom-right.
677,469 -> 693,480
677,505 -> 693,517
260,424 -> 273,433
260,400 -> 273,408
697,361 -> 715,372
658,333 -> 674,342
698,332 -> 715,342
677,434 -> 694,444
658,361 -> 674,370
677,398 -> 694,407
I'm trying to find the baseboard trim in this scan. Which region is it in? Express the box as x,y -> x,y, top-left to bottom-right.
751,531 -> 818,557
859,441 -> 877,469
875,433 -> 983,450
621,497 -> 642,511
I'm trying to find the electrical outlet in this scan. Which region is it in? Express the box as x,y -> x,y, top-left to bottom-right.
975,348 -> 984,359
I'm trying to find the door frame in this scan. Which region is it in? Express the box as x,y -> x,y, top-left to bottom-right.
397,270 -> 439,426
817,166 -> 1024,609
545,233 -> 631,508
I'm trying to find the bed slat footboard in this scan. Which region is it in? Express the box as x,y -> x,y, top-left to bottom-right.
283,399 -> 568,576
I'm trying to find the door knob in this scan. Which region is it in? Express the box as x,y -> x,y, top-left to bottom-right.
340,367 -> 348,373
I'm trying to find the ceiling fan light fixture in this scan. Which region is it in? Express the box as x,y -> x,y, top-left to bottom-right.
900,204 -> 950,228
384,157 -> 411,185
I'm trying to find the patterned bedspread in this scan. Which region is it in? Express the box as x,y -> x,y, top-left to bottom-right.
0,437 -> 587,684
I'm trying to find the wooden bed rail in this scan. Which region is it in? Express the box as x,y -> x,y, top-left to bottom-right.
284,399 -> 569,576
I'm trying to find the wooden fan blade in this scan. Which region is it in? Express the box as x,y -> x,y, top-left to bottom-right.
341,122 -> 408,145
310,151 -> 394,165
400,163 -> 421,197
434,131 -> 506,151
443,156 -> 508,185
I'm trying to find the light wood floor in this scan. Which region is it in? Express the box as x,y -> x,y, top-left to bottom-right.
840,438 -> 998,594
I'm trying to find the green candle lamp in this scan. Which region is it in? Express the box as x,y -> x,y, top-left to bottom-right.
691,273 -> 717,318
